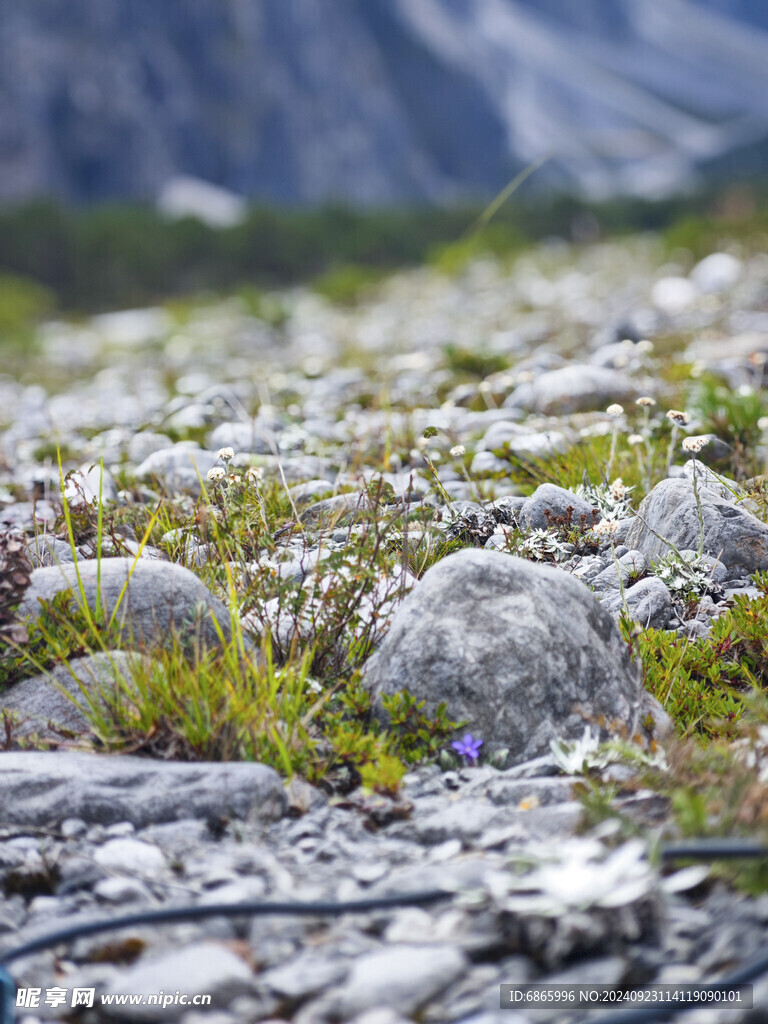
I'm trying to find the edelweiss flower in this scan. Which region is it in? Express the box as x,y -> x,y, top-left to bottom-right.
610,477 -> 626,501
592,519 -> 619,538
206,467 -> 225,482
245,466 -> 263,485
217,447 -> 235,462
606,404 -> 624,417
635,396 -> 656,407
666,409 -> 689,425
682,435 -> 710,453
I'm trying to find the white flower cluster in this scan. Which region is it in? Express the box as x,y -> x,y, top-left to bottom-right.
575,479 -> 633,523
652,549 -> 715,597
479,835 -> 706,919
516,528 -> 573,564
681,435 -> 710,453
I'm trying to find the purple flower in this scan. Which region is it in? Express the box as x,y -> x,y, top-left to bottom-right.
451,733 -> 483,763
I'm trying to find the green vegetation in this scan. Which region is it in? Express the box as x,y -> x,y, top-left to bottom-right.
2,181 -> 768,315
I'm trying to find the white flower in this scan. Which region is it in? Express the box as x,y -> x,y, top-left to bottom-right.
450,445 -> 466,458
245,466 -> 263,486
666,409 -> 689,425
635,396 -> 656,407
217,446 -> 235,462
207,467 -> 225,482
682,435 -> 710,453
592,519 -> 620,538
550,728 -> 603,775
610,477 -> 626,501
627,433 -> 644,446
606,404 -> 624,417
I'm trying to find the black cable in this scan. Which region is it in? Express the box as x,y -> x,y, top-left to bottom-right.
580,946 -> 768,1024
658,839 -> 768,861
0,889 -> 450,967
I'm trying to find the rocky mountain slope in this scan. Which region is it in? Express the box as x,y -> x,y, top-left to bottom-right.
2,0 -> 768,205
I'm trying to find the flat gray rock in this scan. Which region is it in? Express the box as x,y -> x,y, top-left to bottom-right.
17,558 -> 233,650
362,549 -> 669,766
0,652 -> 140,740
135,445 -> 221,495
0,752 -> 286,827
101,941 -> 254,1020
624,476 -> 768,573
503,365 -> 642,415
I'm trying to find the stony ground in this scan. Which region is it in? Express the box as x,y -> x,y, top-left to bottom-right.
2,236 -> 768,1022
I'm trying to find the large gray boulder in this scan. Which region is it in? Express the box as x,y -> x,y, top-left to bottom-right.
0,752 -> 286,827
503,365 -> 643,415
17,558 -> 233,650
624,475 -> 768,574
362,549 -> 669,766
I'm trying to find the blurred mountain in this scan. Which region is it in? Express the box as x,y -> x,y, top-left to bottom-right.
2,0 -> 768,206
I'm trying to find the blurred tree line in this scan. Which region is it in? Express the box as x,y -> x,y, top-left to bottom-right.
0,185 -> 766,323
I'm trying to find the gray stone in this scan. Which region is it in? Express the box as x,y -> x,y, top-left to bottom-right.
624,477 -> 768,573
17,558 -> 234,650
101,942 -> 253,1020
503,365 -> 642,415
64,463 -> 118,506
209,420 -> 276,455
0,652 -> 140,739
519,484 -> 596,531
127,431 -> 173,464
325,944 -> 467,1019
25,535 -> 78,567
0,501 -> 57,532
470,451 -> 509,476
591,550 -> 647,592
0,752 -> 286,827
135,445 -> 222,495
362,549 -> 669,766
93,837 -> 167,875
505,430 -> 570,461
601,577 -> 674,630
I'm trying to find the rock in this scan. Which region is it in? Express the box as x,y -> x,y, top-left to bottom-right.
624,477 -> 768,573
690,253 -> 741,294
135,445 -> 222,495
0,652 -> 140,740
362,549 -> 669,765
503,365 -> 642,415
519,484 -> 596,531
0,500 -> 57,532
25,535 -> 78,567
0,752 -> 286,827
64,463 -> 118,506
323,944 -> 467,1019
94,838 -> 167,876
591,550 -> 646,592
651,276 -> 698,315
470,451 -> 509,476
127,431 -> 173,464
601,577 -> 674,630
17,558 -> 234,651
209,420 -> 276,455
505,429 -> 570,461
101,942 -> 253,1020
